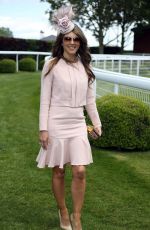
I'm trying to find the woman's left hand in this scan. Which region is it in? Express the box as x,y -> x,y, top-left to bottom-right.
94,126 -> 102,137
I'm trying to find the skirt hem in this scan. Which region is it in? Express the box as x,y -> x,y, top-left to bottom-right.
36,135 -> 93,169
36,161 -> 93,169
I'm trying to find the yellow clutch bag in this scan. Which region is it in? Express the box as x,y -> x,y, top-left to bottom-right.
87,125 -> 100,140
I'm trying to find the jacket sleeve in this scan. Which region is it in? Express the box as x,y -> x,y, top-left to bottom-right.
85,82 -> 102,127
39,60 -> 54,131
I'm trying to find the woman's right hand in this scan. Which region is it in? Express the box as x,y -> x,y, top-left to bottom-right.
39,131 -> 49,150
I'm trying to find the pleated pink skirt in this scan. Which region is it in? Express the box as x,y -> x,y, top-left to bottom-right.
36,106 -> 93,169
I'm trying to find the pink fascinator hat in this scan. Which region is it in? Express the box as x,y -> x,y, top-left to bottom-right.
52,5 -> 75,34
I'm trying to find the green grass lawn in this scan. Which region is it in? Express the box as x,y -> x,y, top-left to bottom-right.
0,72 -> 150,230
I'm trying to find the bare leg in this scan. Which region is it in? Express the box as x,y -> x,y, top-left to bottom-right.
52,166 -> 70,226
71,165 -> 86,229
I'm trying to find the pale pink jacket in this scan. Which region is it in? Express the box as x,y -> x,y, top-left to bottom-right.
39,58 -> 102,131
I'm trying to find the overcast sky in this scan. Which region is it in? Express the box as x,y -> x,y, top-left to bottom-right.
0,0 -> 133,50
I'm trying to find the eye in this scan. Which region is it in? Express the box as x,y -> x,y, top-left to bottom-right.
63,36 -> 80,43
73,37 -> 80,42
64,37 -> 72,42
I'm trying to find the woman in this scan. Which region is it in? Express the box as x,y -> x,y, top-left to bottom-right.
36,5 -> 102,230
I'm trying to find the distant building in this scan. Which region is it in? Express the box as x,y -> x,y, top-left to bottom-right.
132,25 -> 150,53
41,35 -> 56,42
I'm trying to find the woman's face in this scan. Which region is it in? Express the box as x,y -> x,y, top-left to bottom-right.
62,31 -> 80,56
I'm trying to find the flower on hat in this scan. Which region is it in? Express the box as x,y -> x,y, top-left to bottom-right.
58,15 -> 70,29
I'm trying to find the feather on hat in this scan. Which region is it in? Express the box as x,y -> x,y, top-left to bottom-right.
52,5 -> 75,34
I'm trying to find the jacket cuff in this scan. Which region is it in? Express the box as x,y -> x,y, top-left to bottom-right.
39,118 -> 48,131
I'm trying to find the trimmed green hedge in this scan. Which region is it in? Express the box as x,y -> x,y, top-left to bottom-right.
0,59 -> 16,73
87,94 -> 150,150
0,37 -> 53,52
39,59 -> 45,70
19,58 -> 36,72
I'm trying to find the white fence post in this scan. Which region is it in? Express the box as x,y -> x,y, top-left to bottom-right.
114,84 -> 119,94
130,59 -> 133,75
119,60 -> 121,73
112,59 -> 114,71
104,60 -> 106,70
36,55 -> 39,71
16,54 -> 19,72
136,60 -> 140,76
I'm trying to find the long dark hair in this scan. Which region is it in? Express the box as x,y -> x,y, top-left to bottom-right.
45,25 -> 95,84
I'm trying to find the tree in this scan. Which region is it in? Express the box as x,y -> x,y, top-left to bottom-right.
0,27 -> 13,38
113,0 -> 150,53
41,0 -> 116,53
41,0 -> 150,53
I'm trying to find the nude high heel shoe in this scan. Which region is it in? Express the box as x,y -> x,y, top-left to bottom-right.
58,210 -> 72,230
70,214 -> 82,230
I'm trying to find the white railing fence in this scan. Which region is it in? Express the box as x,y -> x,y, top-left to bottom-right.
92,54 -> 150,78
0,51 -> 150,105
1,51 -> 150,77
93,68 -> 150,105
0,51 -> 51,72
